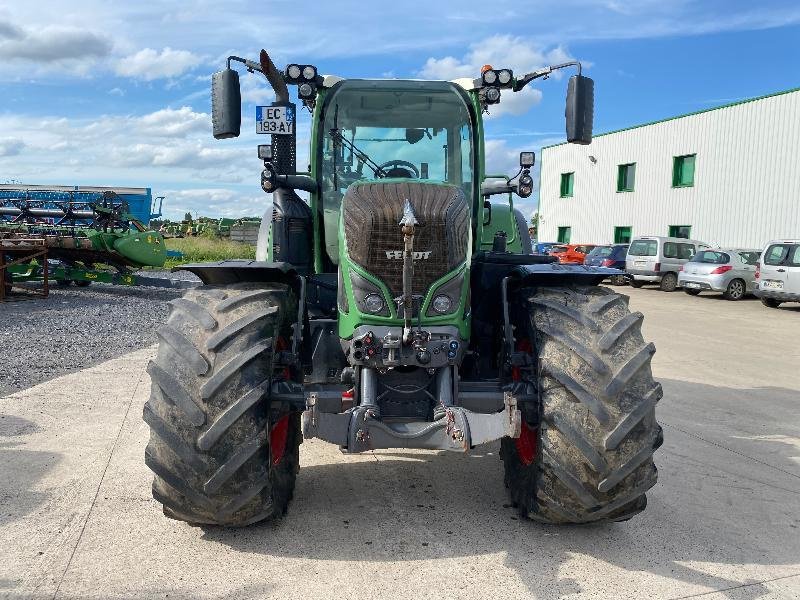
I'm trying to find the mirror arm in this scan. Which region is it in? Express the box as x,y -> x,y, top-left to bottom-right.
227,55 -> 262,73
277,174 -> 318,193
226,52 -> 290,103
513,61 -> 582,92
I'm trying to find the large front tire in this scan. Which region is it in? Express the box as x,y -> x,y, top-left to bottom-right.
143,283 -> 300,526
502,286 -> 662,524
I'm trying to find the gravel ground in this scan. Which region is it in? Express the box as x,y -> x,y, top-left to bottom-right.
0,269 -> 200,396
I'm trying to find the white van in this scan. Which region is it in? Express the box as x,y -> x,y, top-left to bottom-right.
626,236 -> 711,292
756,240 -> 800,308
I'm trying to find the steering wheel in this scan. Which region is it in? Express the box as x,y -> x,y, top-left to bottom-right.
377,160 -> 419,178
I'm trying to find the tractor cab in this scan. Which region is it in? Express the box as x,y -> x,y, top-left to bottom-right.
317,79 -> 477,266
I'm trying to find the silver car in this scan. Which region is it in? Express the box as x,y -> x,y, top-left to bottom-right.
678,248 -> 760,300
755,239 -> 800,308
626,236 -> 711,292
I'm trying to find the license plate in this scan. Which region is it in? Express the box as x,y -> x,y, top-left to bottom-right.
635,261 -> 646,267
763,280 -> 784,290
684,282 -> 699,288
256,105 -> 295,135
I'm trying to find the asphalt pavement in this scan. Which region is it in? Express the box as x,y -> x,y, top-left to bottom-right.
1,287 -> 799,599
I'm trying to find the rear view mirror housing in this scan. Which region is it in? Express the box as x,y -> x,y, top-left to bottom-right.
566,75 -> 594,145
212,68 -> 242,139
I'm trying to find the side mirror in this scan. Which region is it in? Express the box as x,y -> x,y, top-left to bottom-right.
565,75 -> 594,145
212,68 -> 242,139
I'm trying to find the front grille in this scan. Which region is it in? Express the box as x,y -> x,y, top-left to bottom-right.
342,181 -> 469,298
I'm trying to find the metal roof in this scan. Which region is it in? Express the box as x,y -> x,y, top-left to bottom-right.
542,86 -> 800,151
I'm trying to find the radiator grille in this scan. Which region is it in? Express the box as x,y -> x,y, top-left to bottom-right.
343,181 -> 469,298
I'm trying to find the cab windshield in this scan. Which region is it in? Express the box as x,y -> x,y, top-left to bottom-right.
318,80 -> 475,263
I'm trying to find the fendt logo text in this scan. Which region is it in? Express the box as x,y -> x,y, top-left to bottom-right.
385,250 -> 432,260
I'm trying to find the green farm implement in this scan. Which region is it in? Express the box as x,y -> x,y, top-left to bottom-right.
0,191 -> 194,296
142,49 -> 662,527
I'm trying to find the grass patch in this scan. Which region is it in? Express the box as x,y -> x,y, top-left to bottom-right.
163,236 -> 256,269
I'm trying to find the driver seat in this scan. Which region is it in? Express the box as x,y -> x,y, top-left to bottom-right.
384,167 -> 414,178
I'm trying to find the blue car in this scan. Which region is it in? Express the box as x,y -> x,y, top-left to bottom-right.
533,242 -> 558,255
584,244 -> 629,285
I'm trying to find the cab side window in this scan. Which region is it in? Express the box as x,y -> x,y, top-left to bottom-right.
677,243 -> 695,259
663,242 -> 678,259
764,244 -> 790,266
789,245 -> 800,267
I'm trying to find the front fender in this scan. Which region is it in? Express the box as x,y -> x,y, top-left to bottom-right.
174,260 -> 298,285
514,263 -> 622,287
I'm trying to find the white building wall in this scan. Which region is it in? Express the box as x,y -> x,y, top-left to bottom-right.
538,89 -> 800,248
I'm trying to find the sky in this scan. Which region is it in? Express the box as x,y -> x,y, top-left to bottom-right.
1,1 -> 799,221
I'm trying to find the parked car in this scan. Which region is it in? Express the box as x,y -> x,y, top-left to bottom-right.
755,239 -> 800,308
533,242 -> 558,255
678,248 -> 760,300
584,244 -> 629,285
549,243 -> 596,264
626,236 -> 711,291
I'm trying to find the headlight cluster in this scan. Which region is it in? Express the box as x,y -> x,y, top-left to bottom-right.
284,63 -> 319,102
517,172 -> 534,198
480,66 -> 514,106
481,67 -> 513,87
261,163 -> 277,192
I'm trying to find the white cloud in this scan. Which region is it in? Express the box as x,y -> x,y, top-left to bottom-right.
134,106 -> 210,138
420,35 -> 576,118
115,47 -> 201,81
0,100 -> 291,220
161,188 -> 269,220
240,73 -> 275,105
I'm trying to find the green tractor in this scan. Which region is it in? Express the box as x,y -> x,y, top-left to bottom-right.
143,50 -> 662,526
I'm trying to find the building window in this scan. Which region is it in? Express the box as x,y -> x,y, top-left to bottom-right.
559,172 -> 574,198
672,154 -> 696,187
557,226 -> 571,243
614,226 -> 632,243
617,163 -> 636,192
669,225 -> 692,239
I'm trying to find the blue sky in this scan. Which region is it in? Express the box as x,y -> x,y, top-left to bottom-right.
1,1 -> 798,220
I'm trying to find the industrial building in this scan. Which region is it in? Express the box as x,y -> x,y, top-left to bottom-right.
537,87 -> 800,248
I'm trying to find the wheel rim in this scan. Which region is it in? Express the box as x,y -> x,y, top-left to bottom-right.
515,421 -> 538,466
730,281 -> 743,298
270,414 -> 290,466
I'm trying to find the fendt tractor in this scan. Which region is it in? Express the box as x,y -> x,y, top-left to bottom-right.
143,49 -> 662,527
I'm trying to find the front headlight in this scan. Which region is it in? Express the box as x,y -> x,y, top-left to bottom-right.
302,65 -> 317,80
426,271 -> 465,317
431,294 -> 453,314
287,64 -> 302,80
350,270 -> 390,317
363,294 -> 385,314
485,87 -> 501,103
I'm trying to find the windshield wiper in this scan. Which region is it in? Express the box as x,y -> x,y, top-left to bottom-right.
329,125 -> 386,178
